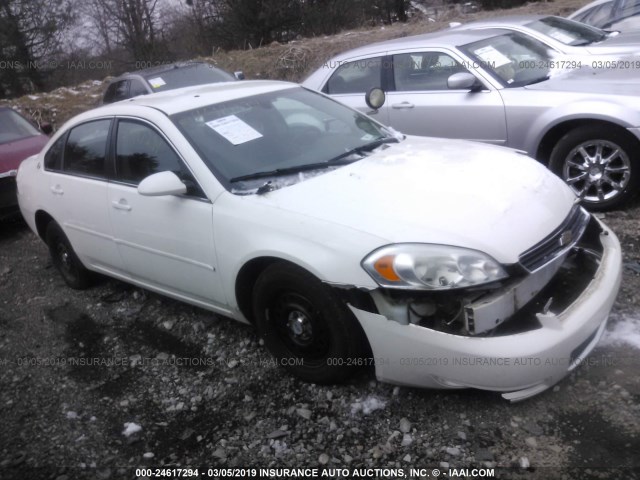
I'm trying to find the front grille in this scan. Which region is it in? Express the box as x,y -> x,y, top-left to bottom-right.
519,205 -> 590,273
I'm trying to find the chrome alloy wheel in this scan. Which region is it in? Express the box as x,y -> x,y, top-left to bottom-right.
563,139 -> 631,203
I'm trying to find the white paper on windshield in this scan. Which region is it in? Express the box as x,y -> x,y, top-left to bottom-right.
206,115 -> 263,145
473,45 -> 511,68
547,30 -> 576,44
148,77 -> 166,88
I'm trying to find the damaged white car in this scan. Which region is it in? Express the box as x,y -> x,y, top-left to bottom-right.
17,81 -> 621,401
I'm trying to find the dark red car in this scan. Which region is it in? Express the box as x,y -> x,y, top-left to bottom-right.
0,107 -> 50,219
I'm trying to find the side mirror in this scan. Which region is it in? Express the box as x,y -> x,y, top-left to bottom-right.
234,71 -> 245,80
40,122 -> 53,135
447,72 -> 482,91
138,171 -> 187,197
365,87 -> 386,110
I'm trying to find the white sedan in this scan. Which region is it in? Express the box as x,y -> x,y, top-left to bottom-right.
17,81 -> 622,401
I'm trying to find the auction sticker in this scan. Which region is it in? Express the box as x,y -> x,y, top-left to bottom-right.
148,77 -> 166,88
206,115 -> 263,145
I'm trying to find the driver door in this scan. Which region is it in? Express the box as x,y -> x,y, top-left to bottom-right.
107,118 -> 225,307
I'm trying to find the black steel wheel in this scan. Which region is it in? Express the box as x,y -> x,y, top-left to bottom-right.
46,221 -> 92,289
253,262 -> 369,384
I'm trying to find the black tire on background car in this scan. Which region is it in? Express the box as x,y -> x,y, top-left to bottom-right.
252,262 -> 369,384
549,125 -> 639,210
46,221 -> 93,289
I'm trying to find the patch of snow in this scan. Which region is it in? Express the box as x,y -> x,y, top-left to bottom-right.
411,1 -> 430,15
66,411 -> 78,419
28,95 -> 40,100
601,314 -> 640,350
351,396 -> 386,415
122,422 -> 142,437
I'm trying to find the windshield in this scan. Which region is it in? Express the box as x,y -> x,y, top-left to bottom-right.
460,32 -> 554,87
0,109 -> 41,145
171,87 -> 395,191
526,16 -> 608,45
607,0 -> 640,27
144,64 -> 235,92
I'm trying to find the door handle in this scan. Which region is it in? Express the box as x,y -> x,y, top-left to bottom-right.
391,102 -> 415,109
112,200 -> 132,211
50,185 -> 64,195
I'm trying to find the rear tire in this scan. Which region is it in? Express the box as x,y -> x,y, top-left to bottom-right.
46,221 -> 92,289
549,125 -> 639,210
252,262 -> 369,384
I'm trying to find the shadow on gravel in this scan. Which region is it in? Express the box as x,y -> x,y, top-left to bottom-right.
558,410 -> 639,470
0,217 -> 29,241
127,320 -> 203,364
47,304 -> 110,382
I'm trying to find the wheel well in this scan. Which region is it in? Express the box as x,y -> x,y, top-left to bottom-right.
35,210 -> 55,241
235,257 -> 285,324
536,120 -> 633,165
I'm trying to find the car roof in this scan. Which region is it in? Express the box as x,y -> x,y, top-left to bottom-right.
326,28 -> 520,59
89,80 -> 297,118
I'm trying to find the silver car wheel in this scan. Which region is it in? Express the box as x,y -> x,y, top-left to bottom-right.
562,139 -> 631,203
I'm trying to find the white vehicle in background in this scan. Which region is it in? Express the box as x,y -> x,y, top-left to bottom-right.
17,81 -> 621,401
569,0 -> 640,31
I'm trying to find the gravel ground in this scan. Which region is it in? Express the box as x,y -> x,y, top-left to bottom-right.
1,201 -> 639,480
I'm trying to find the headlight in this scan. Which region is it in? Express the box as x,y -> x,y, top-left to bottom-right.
362,244 -> 508,290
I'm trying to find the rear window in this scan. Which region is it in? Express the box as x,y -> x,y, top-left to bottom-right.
0,109 -> 40,145
144,64 -> 235,92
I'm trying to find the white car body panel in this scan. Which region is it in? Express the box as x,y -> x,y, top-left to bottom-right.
251,136 -> 575,265
107,182 -> 224,306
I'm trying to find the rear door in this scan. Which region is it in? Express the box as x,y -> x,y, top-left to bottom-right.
44,118 -> 125,273
321,55 -> 390,124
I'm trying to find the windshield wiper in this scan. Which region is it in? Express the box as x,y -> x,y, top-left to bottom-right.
525,75 -> 550,85
229,137 -> 398,183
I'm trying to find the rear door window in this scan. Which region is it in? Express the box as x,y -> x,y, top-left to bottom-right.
325,57 -> 383,94
63,120 -> 111,179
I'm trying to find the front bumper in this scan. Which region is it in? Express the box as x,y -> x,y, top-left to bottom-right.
349,220 -> 622,401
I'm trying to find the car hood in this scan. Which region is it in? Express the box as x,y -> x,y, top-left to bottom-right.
251,137 -> 576,265
525,64 -> 640,95
585,30 -> 640,54
0,134 -> 49,175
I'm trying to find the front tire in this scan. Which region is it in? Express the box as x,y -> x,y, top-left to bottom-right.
252,262 -> 369,384
46,221 -> 92,289
549,125 -> 639,210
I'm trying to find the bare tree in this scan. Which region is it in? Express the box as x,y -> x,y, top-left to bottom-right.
0,0 -> 74,96
80,0 -> 167,65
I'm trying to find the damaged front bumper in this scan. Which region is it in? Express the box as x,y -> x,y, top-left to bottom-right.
349,218 -> 622,401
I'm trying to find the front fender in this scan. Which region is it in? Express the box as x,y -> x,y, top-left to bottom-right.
524,101 -> 640,156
